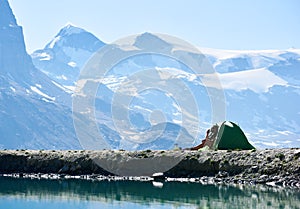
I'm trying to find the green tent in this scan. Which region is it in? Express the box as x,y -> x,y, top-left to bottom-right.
204,121 -> 255,150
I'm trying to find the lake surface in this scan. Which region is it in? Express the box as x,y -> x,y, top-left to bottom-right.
0,177 -> 299,209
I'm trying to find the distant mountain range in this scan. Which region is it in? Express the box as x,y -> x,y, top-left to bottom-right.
32,23 -> 300,149
1,0 -> 299,149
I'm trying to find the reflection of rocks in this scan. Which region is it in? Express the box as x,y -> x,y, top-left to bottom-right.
0,149 -> 299,188
1,177 -> 299,209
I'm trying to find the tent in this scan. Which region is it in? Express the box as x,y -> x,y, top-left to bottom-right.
191,121 -> 255,150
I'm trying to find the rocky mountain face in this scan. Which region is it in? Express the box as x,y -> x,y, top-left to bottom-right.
0,0 -> 80,149
0,0 -> 33,82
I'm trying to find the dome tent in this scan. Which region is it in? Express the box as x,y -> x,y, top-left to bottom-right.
190,121 -> 255,150
211,121 -> 255,150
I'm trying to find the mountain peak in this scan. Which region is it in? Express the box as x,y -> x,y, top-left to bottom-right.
44,24 -> 104,51
57,23 -> 86,37
0,0 -> 18,27
133,32 -> 172,51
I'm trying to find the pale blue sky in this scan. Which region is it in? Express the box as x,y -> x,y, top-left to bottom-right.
8,0 -> 300,53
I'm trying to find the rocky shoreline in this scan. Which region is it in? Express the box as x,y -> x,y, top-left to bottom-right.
0,149 -> 299,188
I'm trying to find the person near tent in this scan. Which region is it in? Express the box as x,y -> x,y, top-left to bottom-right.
188,121 -> 255,151
189,129 -> 210,150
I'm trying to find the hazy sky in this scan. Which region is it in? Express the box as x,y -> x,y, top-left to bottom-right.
8,0 -> 300,53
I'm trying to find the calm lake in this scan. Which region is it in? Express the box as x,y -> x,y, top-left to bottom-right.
0,177 -> 299,209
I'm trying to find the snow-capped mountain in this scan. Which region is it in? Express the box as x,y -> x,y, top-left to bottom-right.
200,47 -> 300,148
201,47 -> 300,74
32,24 -> 105,87
29,23 -> 300,149
0,0 -> 80,149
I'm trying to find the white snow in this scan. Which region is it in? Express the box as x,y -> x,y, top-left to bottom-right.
45,24 -> 85,50
97,66 -> 287,94
200,47 -> 300,72
172,119 -> 182,124
131,105 -> 152,113
56,75 -> 68,81
38,52 -> 51,61
30,86 -> 55,101
64,85 -> 76,92
100,76 -> 127,91
199,47 -> 300,60
36,84 -> 42,89
62,47 -> 92,68
68,61 -> 77,68
10,87 -> 16,92
51,81 -> 73,94
203,68 -> 288,93
31,52 -> 51,61
172,102 -> 181,112
61,23 -> 86,35
48,36 -> 61,49
42,98 -> 53,103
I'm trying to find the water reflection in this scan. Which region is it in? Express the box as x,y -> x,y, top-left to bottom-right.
0,177 -> 299,209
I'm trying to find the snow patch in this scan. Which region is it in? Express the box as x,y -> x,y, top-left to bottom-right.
64,85 -> 76,92
100,76 -> 127,91
10,87 -> 16,92
61,23 -> 86,35
204,68 -> 288,93
38,52 -> 51,61
172,119 -> 182,124
62,47 -> 92,68
56,75 -> 68,81
42,98 -> 53,103
48,36 -> 61,49
200,47 -> 300,73
30,86 -> 55,101
222,68 -> 288,92
199,47 -> 300,60
68,61 -> 77,68
51,81 -> 73,94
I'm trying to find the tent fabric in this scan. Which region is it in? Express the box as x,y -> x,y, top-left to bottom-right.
215,121 -> 255,150
203,121 -> 255,150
